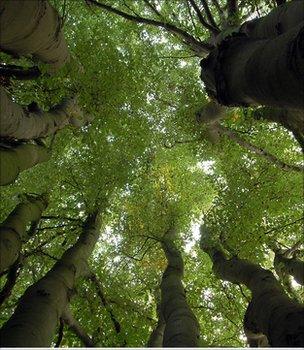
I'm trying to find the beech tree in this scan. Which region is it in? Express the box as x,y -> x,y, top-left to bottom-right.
0,193 -> 48,273
86,0 -> 304,143
200,225 -> 304,347
0,209 -> 101,347
0,0 -> 303,347
160,229 -> 200,347
0,88 -> 89,140
0,144 -> 50,186
0,0 -> 69,71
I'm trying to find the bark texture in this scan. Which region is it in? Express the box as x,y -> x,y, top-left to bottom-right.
0,88 -> 88,139
0,211 -> 101,347
241,0 -> 304,39
0,0 -> 69,71
0,143 -> 50,186
201,236 -> 304,347
160,232 -> 200,347
201,22 -> 304,109
0,194 -> 48,274
274,251 -> 304,286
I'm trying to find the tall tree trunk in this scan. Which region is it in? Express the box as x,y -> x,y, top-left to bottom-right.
0,194 -> 48,274
160,231 -> 200,347
0,210 -> 101,347
241,0 -> 304,39
201,22 -> 304,110
0,88 -> 89,139
274,251 -> 304,286
147,300 -> 165,347
200,234 -> 304,347
0,0 -> 69,71
0,143 -> 50,186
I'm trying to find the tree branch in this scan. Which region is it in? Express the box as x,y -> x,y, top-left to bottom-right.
217,125 -> 304,173
188,0 -> 219,34
199,0 -> 219,29
85,0 -> 212,55
264,217 -> 304,235
227,0 -> 238,18
88,273 -> 125,341
62,307 -> 94,347
55,318 -> 64,348
143,0 -> 162,18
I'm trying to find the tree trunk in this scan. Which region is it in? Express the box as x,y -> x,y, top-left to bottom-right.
202,247 -> 304,346
147,301 -> 165,347
240,0 -> 304,39
0,210 -> 101,347
274,251 -> 304,286
160,232 -> 200,347
0,88 -> 89,139
0,194 -> 48,274
0,143 -> 50,186
0,0 -> 69,72
201,22 -> 304,110
62,307 -> 94,347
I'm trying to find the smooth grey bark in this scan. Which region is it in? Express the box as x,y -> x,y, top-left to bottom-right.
0,88 -> 89,139
0,0 -> 69,71
201,22 -> 304,110
160,231 -> 200,347
200,230 -> 304,347
0,194 -> 48,274
0,210 -> 101,347
0,143 -> 50,186
62,307 -> 94,347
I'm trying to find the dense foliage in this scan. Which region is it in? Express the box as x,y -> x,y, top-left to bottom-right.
0,0 -> 303,347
